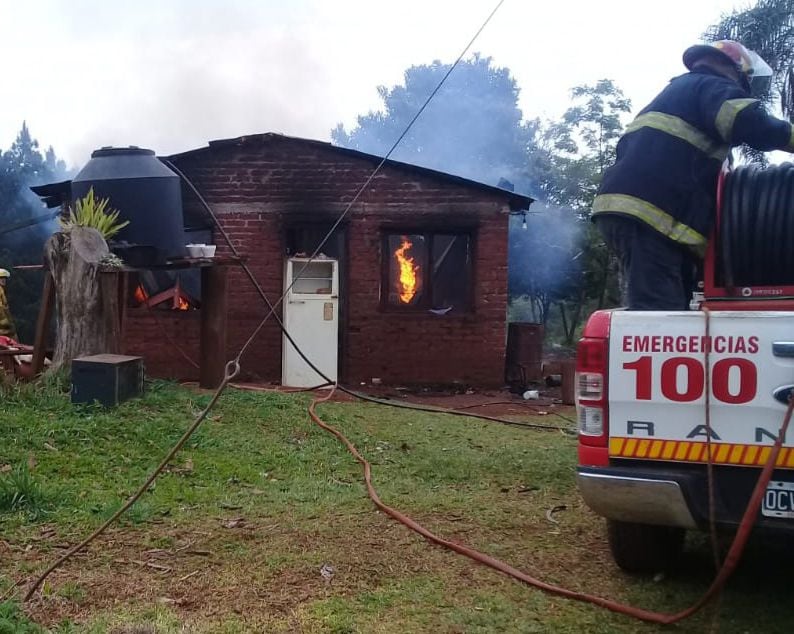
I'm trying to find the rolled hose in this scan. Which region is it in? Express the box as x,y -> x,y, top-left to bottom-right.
720,163 -> 794,286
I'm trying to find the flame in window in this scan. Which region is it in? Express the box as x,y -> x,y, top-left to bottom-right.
133,284 -> 149,306
394,237 -> 420,304
176,296 -> 190,311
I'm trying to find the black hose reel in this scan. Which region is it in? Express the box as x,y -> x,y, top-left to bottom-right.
719,163 -> 794,288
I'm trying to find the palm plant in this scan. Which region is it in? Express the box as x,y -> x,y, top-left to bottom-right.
60,187 -> 129,239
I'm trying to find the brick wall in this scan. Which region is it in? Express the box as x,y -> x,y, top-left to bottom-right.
123,136 -> 512,386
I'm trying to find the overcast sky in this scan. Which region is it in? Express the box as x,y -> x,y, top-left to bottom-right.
0,0 -> 747,168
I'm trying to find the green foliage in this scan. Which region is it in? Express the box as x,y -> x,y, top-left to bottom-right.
510,80 -> 628,336
704,0 -> 794,119
508,209 -> 580,325
0,601 -> 43,634
332,53 -> 543,193
540,79 -> 631,210
0,463 -> 51,519
332,55 -> 626,338
60,187 -> 129,239
0,122 -> 70,343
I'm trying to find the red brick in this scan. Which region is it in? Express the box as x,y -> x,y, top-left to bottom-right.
123,136 -> 517,386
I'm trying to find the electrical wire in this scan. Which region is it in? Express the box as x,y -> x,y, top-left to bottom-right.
22,360 -> 240,601
165,0 -> 505,357
702,307 -> 722,573
336,386 -> 571,432
0,210 -> 60,238
159,165 -> 567,434
16,0 -> 507,603
449,399 -> 577,425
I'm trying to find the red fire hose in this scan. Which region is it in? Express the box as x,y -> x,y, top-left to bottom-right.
308,386 -> 794,625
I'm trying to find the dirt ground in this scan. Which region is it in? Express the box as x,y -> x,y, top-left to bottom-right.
228,383 -> 570,420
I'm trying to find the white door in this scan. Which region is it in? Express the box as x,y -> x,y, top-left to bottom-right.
282,258 -> 339,387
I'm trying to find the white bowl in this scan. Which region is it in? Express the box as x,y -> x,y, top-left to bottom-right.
200,245 -> 217,258
186,244 -> 204,258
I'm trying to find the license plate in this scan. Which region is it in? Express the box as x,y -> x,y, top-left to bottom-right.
762,481 -> 794,518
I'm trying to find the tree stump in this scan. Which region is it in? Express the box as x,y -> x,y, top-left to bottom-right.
44,227 -> 121,373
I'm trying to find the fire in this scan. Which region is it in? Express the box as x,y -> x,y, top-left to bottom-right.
394,237 -> 420,304
176,296 -> 190,311
133,284 -> 148,305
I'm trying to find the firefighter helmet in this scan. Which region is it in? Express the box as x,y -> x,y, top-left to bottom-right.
683,40 -> 773,94
0,269 -> 9,278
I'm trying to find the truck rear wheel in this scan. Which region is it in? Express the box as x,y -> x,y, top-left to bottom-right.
607,519 -> 685,573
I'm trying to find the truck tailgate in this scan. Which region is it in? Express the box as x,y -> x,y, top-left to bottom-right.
609,310 -> 794,468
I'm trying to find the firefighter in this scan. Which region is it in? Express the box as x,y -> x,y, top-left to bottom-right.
593,40 -> 794,310
0,268 -> 17,339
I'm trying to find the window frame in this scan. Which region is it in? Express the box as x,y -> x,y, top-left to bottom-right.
380,228 -> 474,314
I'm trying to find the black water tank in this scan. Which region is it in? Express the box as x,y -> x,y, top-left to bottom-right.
71,147 -> 185,262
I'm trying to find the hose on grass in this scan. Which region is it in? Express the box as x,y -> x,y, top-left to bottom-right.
308,385 -> 794,625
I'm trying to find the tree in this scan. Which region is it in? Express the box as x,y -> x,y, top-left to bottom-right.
332,54 -> 544,194
508,206 -> 580,326
526,80 -> 630,342
45,227 -> 121,373
705,0 -> 794,119
541,80 -> 631,211
0,123 -> 70,342
333,59 -> 628,343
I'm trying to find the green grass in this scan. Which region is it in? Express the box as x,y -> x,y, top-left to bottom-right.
0,463 -> 52,519
0,600 -> 43,633
0,380 -> 792,632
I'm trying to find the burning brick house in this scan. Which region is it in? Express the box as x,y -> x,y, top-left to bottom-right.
122,133 -> 532,387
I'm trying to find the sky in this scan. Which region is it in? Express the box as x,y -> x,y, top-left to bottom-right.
0,0 -> 749,169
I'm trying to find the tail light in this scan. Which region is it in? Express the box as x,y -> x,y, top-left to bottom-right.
576,334 -> 609,447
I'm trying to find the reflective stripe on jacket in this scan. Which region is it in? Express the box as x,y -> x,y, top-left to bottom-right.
593,67 -> 794,254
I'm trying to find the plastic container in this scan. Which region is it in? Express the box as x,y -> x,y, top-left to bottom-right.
200,245 -> 216,258
186,244 -> 205,258
72,146 -> 186,263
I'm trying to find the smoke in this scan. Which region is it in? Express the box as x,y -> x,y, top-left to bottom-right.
0,129 -> 71,342
332,55 -> 540,197
1,2 -> 358,166
507,203 -> 583,316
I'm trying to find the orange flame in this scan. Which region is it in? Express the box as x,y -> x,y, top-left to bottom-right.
176,296 -> 190,311
133,284 -> 148,305
394,237 -> 420,304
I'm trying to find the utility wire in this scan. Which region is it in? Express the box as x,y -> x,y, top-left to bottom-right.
168,0 -> 506,360
0,211 -> 60,238
162,165 -> 568,434
19,0 -> 508,602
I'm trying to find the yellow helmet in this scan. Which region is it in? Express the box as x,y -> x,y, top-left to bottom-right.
0,269 -> 10,279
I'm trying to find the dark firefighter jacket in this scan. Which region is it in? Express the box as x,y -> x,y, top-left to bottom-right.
593,66 -> 794,256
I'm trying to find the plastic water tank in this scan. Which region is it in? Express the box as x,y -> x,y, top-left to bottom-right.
71,147 -> 185,262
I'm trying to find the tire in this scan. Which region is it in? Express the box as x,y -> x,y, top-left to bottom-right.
607,519 -> 685,573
